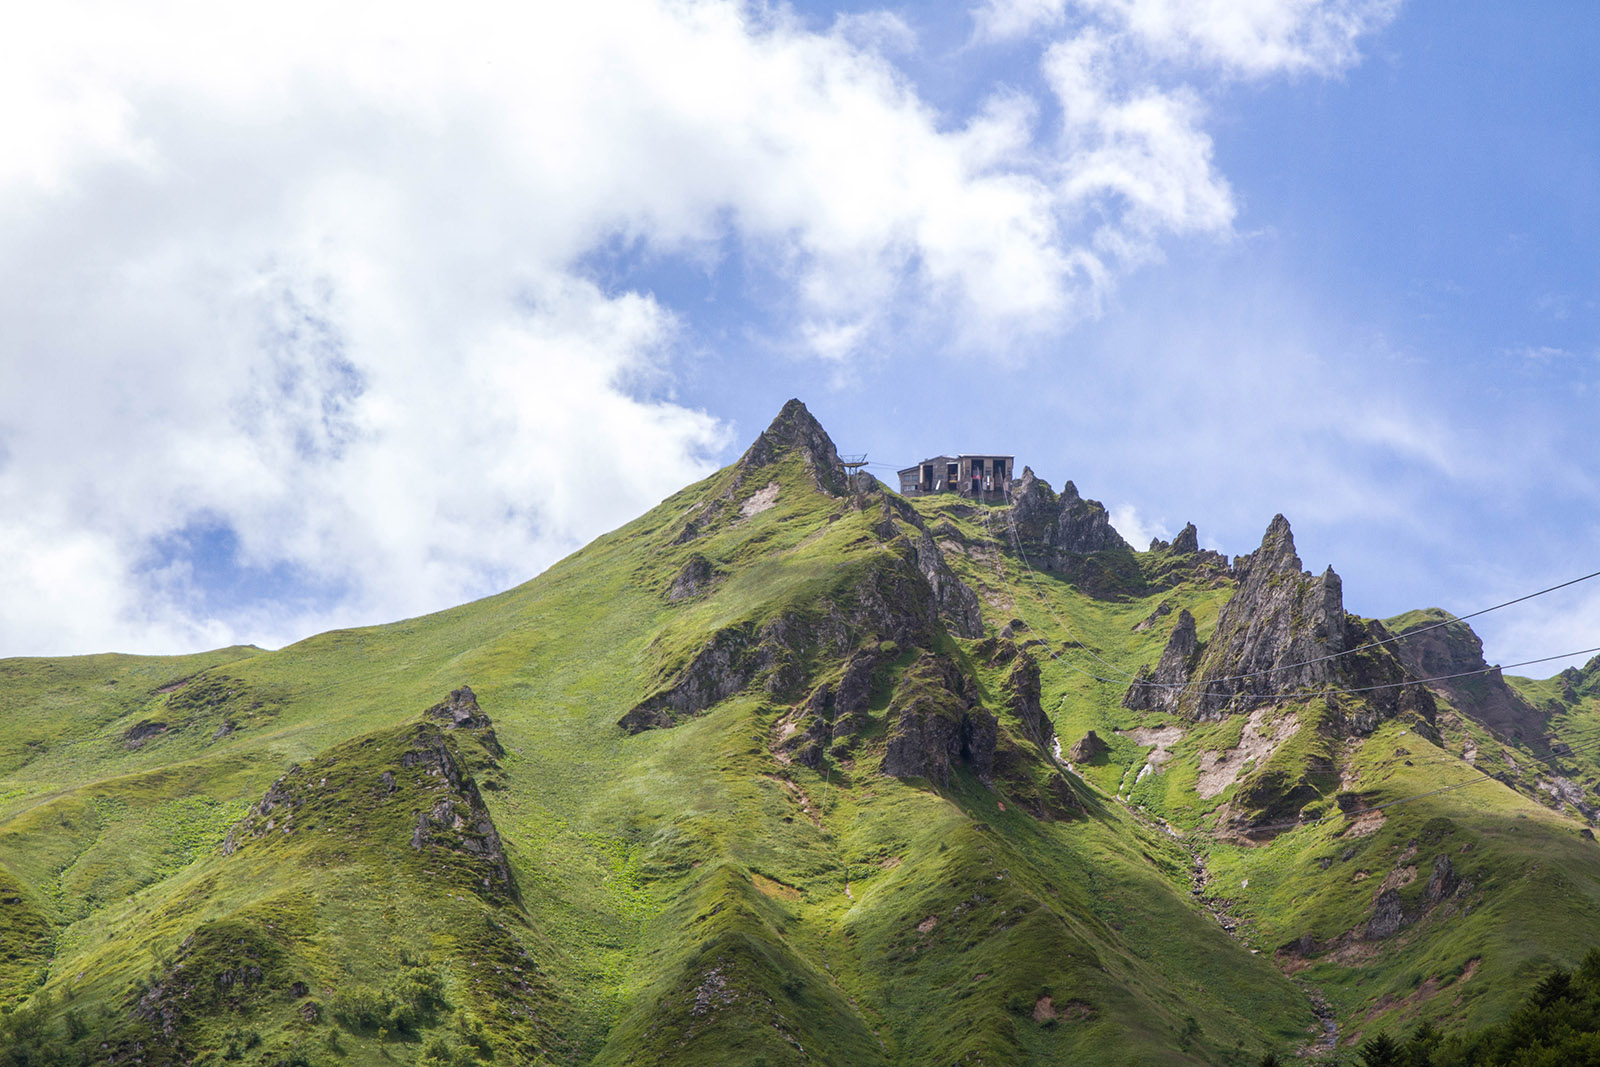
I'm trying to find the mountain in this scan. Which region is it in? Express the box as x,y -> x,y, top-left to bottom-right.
3,399 -> 1600,1065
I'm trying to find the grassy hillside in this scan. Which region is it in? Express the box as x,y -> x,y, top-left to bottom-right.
4,402 -> 1600,1064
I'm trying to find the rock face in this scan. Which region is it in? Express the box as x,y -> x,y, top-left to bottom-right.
779,643 -> 893,768
1123,609 -> 1200,714
1125,516 -> 1349,719
881,654 -> 996,786
909,527 -> 984,638
1386,610 -> 1548,745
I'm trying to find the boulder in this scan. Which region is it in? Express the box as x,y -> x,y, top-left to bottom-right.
1066,730 -> 1109,763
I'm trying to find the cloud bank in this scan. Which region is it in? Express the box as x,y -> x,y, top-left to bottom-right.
0,0 -> 1396,654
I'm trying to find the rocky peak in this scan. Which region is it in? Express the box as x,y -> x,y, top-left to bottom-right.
733,398 -> 850,496
1006,470 -> 1135,596
1170,523 -> 1199,555
1125,515 -> 1349,719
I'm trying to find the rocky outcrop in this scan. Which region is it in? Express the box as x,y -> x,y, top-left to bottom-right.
1010,470 -> 1130,557
668,554 -> 719,602
1425,854 -> 1459,905
1004,650 -> 1055,755
1006,469 -> 1140,598
1123,609 -> 1200,713
1360,852 -> 1468,942
1365,888 -> 1405,940
1385,609 -> 1548,746
779,643 -> 892,768
881,654 -> 996,786
1067,730 -> 1108,763
123,720 -> 169,748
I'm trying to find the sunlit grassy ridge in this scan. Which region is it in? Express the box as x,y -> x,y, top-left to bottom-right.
4,410 -> 1600,1064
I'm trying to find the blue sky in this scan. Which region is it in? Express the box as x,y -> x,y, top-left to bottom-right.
1,0 -> 1596,673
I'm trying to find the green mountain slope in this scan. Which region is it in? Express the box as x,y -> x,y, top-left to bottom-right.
3,399 -> 1599,1065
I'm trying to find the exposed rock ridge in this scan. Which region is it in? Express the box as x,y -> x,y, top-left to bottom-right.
876,493 -> 984,638
223,697 -> 516,899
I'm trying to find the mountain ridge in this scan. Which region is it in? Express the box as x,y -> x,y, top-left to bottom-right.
2,399 -> 1598,1065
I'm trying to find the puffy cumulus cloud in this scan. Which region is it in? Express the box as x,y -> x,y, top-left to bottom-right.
0,0 -> 1400,655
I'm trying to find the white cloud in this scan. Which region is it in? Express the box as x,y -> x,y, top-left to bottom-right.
1109,504 -> 1170,550
1072,0 -> 1400,77
0,0 -> 1400,655
975,0 -> 1399,77
973,0 -> 1072,42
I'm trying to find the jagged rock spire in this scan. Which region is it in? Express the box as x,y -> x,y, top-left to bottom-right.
1122,514 -> 1349,719
733,398 -> 851,496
